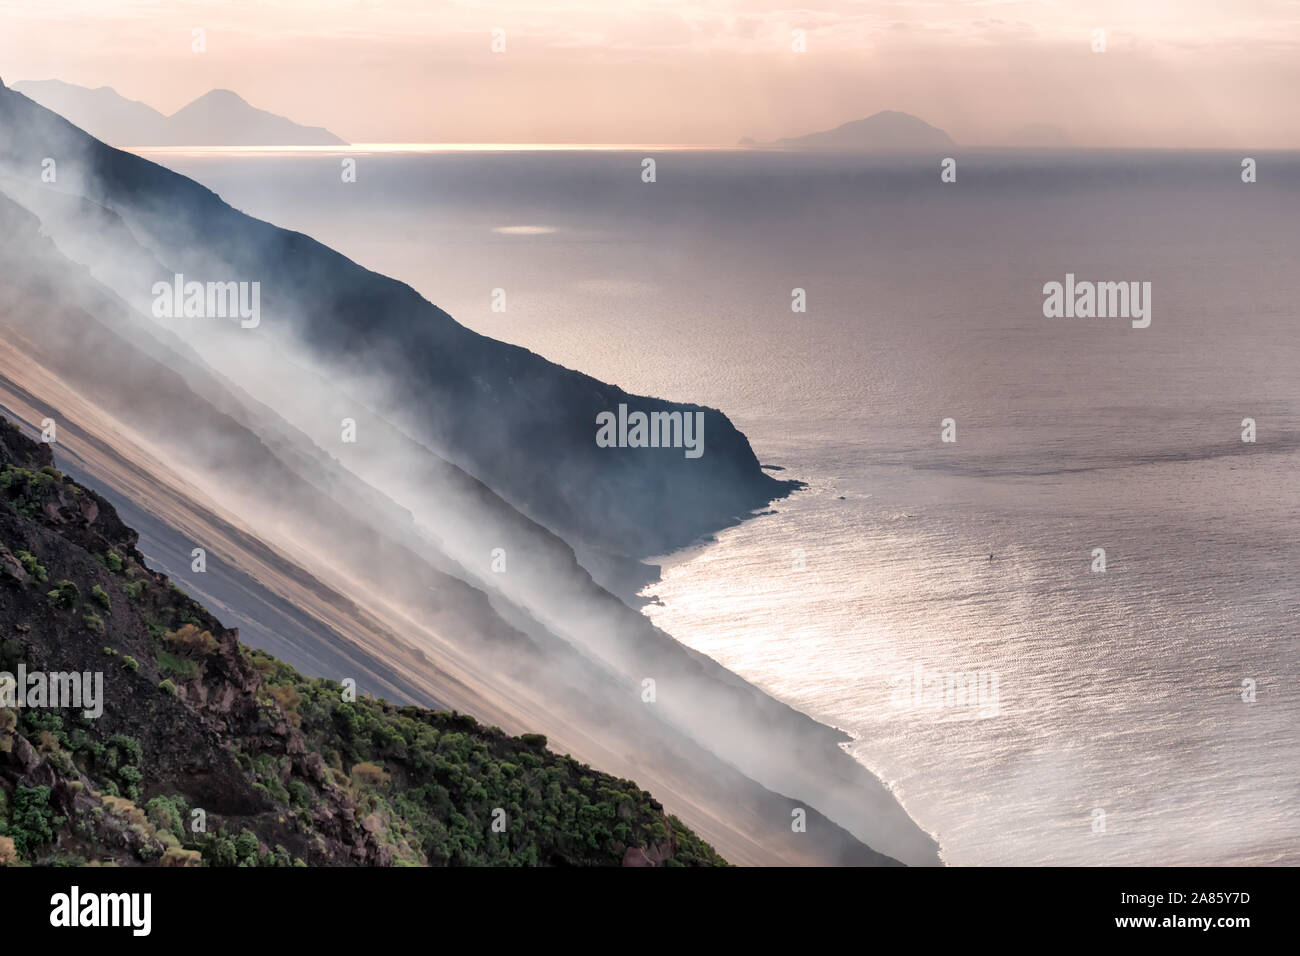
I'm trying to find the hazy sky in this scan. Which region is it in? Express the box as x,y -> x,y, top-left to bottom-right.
2,0 -> 1298,146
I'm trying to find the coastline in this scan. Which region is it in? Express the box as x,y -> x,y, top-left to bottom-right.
636,480 -> 946,866
0,369 -> 938,865
0,87 -> 936,863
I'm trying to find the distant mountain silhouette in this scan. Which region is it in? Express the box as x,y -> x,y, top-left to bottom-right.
164,89 -> 346,146
771,110 -> 955,151
12,79 -> 346,146
9,79 -> 168,144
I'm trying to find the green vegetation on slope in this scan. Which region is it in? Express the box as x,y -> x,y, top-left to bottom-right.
0,417 -> 724,867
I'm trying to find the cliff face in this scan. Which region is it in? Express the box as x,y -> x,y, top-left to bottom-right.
0,185 -> 926,868
0,84 -> 940,867
0,82 -> 796,566
0,419 -> 724,866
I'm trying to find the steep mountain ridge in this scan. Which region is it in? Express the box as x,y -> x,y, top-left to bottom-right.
0,79 -> 942,866
0,78 -> 796,566
11,80 -> 346,146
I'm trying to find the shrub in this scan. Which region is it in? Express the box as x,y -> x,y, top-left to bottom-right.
234,829 -> 261,864
520,733 -> 548,749
205,836 -> 237,868
90,585 -> 111,610
351,762 -> 391,788
165,624 -> 219,654
157,650 -> 199,681
158,680 -> 177,697
8,786 -> 55,857
14,551 -> 47,582
267,684 -> 302,726
82,612 -> 104,634
160,847 -> 202,867
100,796 -> 147,826
121,655 -> 139,673
287,779 -> 312,808
103,551 -> 123,573
108,734 -> 142,765
145,796 -> 185,839
46,580 -> 79,610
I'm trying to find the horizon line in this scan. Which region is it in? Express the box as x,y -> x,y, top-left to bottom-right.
123,143 -> 1300,156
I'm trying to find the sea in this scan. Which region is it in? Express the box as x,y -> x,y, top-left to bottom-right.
133,145 -> 1300,865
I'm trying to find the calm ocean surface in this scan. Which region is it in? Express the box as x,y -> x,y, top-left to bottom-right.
143,147 -> 1300,864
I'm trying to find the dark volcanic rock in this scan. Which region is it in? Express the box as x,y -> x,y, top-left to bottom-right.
0,419 -> 725,867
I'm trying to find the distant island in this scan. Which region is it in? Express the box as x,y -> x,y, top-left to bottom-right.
746,110 -> 956,151
11,80 -> 347,146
